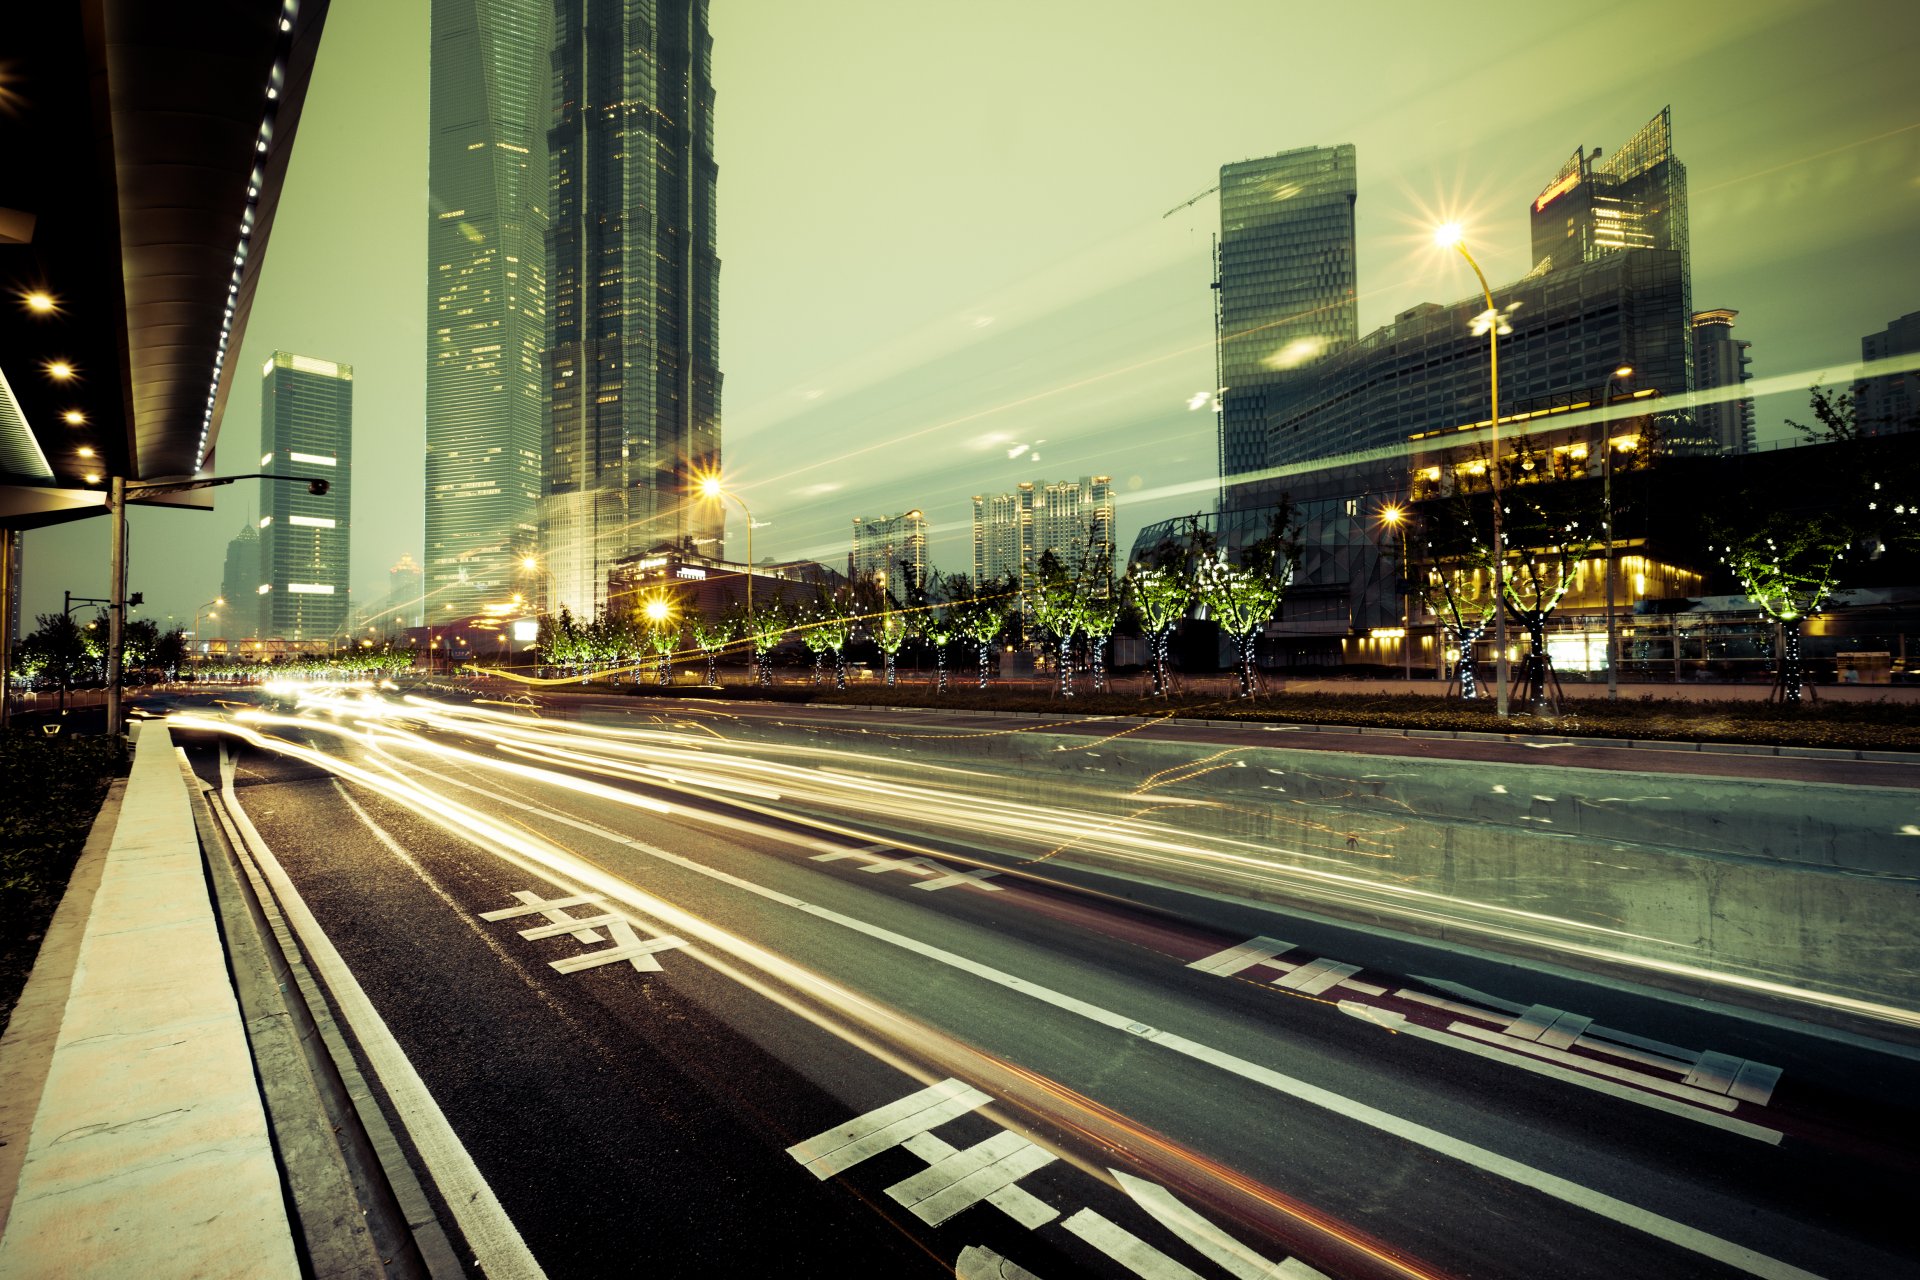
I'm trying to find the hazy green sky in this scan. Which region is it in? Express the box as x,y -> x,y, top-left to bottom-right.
23,0 -> 1920,632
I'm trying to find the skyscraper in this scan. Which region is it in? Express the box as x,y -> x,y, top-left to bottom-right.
973,476 -> 1114,600
259,352 -> 352,640
1857,311 -> 1920,436
1692,309 -> 1755,454
425,0 -> 552,617
1528,108 -> 1691,344
217,522 -> 264,641
1216,145 -> 1358,481
544,0 -> 723,619
851,510 -> 928,596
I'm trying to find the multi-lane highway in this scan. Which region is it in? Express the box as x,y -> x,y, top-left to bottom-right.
163,682 -> 1920,1279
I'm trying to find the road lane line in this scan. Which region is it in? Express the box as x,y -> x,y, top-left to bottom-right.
787,1078 -> 992,1177
310,733 -> 1829,1280
1061,1209 -> 1209,1279
1111,1169 -> 1324,1279
1273,959 -> 1362,996
225,777 -> 547,1279
1447,1022 -> 1746,1114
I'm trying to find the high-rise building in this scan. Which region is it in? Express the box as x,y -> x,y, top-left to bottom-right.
218,522 -> 265,640
1692,309 -> 1755,454
544,0 -> 723,620
425,0 -> 552,617
1217,145 -> 1358,481
259,352 -> 352,640
1857,311 -> 1920,436
388,554 -> 425,627
1528,107 -> 1691,358
851,510 -> 927,596
973,476 -> 1114,599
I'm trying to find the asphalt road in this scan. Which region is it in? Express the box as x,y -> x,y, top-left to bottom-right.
163,685 -> 1920,1280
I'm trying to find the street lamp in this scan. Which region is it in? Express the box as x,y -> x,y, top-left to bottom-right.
1379,504 -> 1412,681
191,597 -> 225,663
1436,223 -> 1513,717
1601,365 -> 1634,700
697,475 -> 756,619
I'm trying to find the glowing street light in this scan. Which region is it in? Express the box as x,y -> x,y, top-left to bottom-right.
696,474 -> 755,618
1379,504 -> 1412,682
642,597 -> 674,625
1436,223 -> 1512,717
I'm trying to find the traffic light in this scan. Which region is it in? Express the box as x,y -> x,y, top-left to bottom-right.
128,592 -> 143,607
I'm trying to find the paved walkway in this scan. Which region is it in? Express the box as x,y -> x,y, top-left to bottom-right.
0,723 -> 296,1278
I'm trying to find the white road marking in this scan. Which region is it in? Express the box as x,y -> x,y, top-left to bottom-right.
787,1077 -> 990,1178
1273,959 -> 1362,996
1061,1209 -> 1208,1280
914,865 -> 1004,892
1111,1169 -> 1325,1279
901,1132 -> 1057,1229
372,741 -> 1828,1280
480,891 -> 608,943
225,777 -> 546,1279
957,1245 -> 1044,1280
1686,1051 -> 1783,1106
886,1130 -> 1057,1226
814,846 -> 1007,892
1337,1005 -> 1782,1145
1448,1022 -> 1744,1112
546,920 -> 687,974
518,912 -> 622,939
1187,936 -> 1294,976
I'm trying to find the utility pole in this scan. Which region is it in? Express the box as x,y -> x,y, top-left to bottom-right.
106,477 -> 127,735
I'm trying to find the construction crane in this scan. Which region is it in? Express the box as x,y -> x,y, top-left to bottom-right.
1162,183 -> 1219,219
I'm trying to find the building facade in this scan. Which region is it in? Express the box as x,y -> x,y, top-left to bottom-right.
1857,310 -> 1920,436
1217,145 -> 1358,481
544,0 -> 723,620
425,0 -> 552,617
1528,107 -> 1690,313
1692,309 -> 1754,454
973,476 -> 1114,599
259,352 -> 352,640
218,522 -> 265,641
850,510 -> 927,596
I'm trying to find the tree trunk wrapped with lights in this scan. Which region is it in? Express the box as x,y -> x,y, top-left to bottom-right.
1123,559 -> 1192,699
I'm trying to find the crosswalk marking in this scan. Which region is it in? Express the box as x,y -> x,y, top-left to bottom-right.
1273,958 -> 1361,996
901,1133 -> 1056,1229
547,920 -> 687,974
1186,936 -> 1293,976
1685,1050 -> 1783,1106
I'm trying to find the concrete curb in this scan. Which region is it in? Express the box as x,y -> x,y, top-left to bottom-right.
0,725 -> 298,1279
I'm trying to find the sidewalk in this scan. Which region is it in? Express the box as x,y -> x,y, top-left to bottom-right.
0,723 -> 298,1278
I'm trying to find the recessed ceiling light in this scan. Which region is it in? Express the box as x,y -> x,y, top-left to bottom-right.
76,446 -> 96,458
23,291 -> 56,314
62,409 -> 86,425
46,360 -> 75,380
83,472 -> 101,484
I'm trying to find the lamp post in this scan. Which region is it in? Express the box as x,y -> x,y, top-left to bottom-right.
1380,504 -> 1411,681
1601,365 -> 1634,700
191,597 -> 225,664
1436,224 -> 1512,717
698,476 -> 755,619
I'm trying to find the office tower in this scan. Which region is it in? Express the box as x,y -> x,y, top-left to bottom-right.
1857,311 -> 1920,435
388,553 -> 425,627
425,0 -> 552,618
851,510 -> 928,596
973,476 -> 1114,599
545,0 -> 723,619
1692,309 -> 1755,454
1528,107 -> 1691,344
218,522 -> 266,640
1216,145 -> 1358,481
259,352 -> 352,640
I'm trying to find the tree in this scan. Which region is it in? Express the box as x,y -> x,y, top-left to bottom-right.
858,571 -> 910,687
1710,387 -> 1918,703
690,606 -> 741,687
744,599 -> 789,688
911,571 -> 959,694
1025,551 -> 1089,698
797,585 -> 858,690
15,613 -> 88,703
1193,509 -> 1297,697
1124,525 -> 1197,697
1493,472 -> 1608,711
640,592 -> 684,686
946,573 -> 1012,691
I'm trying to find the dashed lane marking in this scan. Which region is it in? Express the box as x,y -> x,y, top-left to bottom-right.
1186,936 -> 1293,976
1112,1169 -> 1328,1279
1061,1209 -> 1207,1280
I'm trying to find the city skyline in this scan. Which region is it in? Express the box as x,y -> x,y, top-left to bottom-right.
15,0 -> 1920,630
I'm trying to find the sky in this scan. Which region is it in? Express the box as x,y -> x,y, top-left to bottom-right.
21,0 -> 1920,635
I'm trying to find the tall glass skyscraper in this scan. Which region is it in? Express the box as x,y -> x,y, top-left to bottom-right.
544,0 -> 723,619
425,0 -> 552,617
259,352 -> 352,640
1216,145 -> 1358,484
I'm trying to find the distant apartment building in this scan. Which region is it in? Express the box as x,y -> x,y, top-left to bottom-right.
1217,145 -> 1358,480
259,352 -> 352,640
424,0 -> 551,616
1857,310 -> 1920,435
850,510 -> 927,595
1692,309 -> 1754,454
972,476 -> 1114,598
